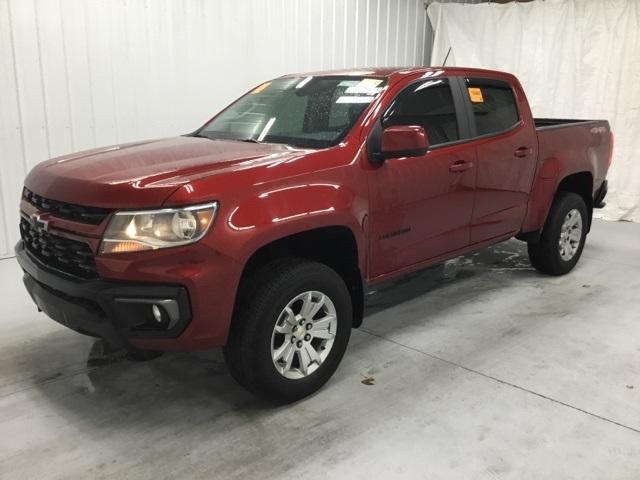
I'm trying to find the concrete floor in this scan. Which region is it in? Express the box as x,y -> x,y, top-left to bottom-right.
1,218 -> 639,479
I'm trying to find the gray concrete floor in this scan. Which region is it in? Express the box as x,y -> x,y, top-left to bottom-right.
1,218 -> 639,479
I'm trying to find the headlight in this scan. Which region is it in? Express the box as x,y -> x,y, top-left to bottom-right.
100,202 -> 218,254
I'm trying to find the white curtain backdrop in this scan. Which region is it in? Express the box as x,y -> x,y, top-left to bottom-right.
428,0 -> 640,223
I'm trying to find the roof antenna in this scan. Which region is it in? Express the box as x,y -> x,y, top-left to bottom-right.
442,47 -> 452,66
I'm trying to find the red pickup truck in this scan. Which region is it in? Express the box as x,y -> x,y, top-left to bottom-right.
17,67 -> 612,402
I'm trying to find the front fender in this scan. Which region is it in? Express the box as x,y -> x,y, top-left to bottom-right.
212,182 -> 368,273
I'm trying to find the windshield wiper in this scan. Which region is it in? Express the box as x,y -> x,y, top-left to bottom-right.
191,135 -> 264,144
190,133 -> 213,140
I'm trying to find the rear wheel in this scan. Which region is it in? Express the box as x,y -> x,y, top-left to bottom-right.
527,192 -> 588,275
223,258 -> 352,403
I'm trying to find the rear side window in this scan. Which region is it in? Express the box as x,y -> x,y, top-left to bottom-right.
465,78 -> 519,136
383,79 -> 459,146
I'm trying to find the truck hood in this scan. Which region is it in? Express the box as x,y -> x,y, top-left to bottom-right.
24,137 -> 310,208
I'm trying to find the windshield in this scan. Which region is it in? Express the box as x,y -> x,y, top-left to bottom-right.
196,76 -> 387,149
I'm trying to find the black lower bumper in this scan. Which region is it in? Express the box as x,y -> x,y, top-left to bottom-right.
594,180 -> 608,209
16,242 -> 191,349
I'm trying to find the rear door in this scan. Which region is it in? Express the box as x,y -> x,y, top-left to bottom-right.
461,77 -> 538,244
367,76 -> 477,278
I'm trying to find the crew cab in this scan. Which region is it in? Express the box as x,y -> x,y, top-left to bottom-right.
16,67 -> 613,403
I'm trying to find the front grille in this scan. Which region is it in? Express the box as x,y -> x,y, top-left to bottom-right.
23,188 -> 111,225
20,217 -> 98,279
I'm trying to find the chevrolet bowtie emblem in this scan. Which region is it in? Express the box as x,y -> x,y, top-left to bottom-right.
29,213 -> 50,232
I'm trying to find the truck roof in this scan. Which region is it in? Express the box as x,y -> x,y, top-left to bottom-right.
282,66 -> 515,80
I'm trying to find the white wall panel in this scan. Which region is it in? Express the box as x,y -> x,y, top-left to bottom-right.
0,0 -> 428,258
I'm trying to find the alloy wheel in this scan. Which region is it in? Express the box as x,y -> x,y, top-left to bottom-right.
558,208 -> 583,261
270,291 -> 337,380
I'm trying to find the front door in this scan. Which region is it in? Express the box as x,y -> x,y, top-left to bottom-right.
367,77 -> 477,279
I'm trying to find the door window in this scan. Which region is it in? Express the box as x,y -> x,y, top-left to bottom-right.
465,78 -> 519,136
383,79 -> 460,146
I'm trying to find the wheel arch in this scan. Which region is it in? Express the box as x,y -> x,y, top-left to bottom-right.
519,168 -> 594,241
235,226 -> 365,329
555,171 -> 594,231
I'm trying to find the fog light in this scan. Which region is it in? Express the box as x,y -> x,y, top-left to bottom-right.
152,304 -> 163,323
114,297 -> 181,331
150,304 -> 170,329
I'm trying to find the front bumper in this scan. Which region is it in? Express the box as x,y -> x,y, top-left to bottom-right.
16,241 -> 192,349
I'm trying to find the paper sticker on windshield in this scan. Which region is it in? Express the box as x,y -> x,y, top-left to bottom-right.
345,78 -> 384,95
468,87 -> 484,103
251,82 -> 271,94
338,80 -> 360,87
345,86 -> 383,95
336,96 -> 375,104
360,78 -> 383,88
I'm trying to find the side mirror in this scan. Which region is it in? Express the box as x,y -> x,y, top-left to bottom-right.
380,125 -> 429,160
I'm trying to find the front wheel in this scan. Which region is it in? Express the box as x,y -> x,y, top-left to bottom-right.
527,192 -> 588,275
223,258 -> 352,403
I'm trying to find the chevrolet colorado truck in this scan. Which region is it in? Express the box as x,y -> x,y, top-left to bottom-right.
16,67 -> 612,403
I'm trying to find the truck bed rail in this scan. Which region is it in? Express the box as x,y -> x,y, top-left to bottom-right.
534,118 -> 605,131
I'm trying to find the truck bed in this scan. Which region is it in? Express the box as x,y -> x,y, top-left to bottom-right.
534,118 -> 605,131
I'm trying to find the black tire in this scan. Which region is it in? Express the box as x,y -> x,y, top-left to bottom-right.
527,192 -> 588,275
223,258 -> 352,404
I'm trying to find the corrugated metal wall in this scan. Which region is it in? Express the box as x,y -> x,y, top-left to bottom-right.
0,0 -> 429,258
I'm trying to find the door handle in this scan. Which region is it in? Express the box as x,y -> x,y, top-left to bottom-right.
449,160 -> 473,173
514,147 -> 532,158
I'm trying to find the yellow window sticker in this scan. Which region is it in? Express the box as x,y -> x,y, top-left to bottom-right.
251,82 -> 271,94
345,78 -> 384,95
359,78 -> 383,89
468,87 -> 484,103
